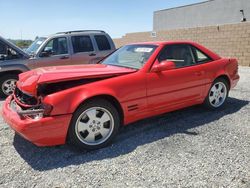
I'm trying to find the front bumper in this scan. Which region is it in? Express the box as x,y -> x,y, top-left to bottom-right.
2,96 -> 72,146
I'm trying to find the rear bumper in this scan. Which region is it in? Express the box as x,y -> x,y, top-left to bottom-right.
231,74 -> 240,89
2,96 -> 72,146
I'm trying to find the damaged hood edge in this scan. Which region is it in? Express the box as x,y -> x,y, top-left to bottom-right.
17,64 -> 137,96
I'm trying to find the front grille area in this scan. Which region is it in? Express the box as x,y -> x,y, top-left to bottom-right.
14,87 -> 38,106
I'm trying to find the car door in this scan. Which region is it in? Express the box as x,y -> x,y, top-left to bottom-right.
30,37 -> 71,69
70,35 -> 99,65
147,44 -> 206,111
92,34 -> 115,62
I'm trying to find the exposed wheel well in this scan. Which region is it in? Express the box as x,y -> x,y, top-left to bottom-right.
77,95 -> 124,124
0,70 -> 22,78
215,75 -> 230,88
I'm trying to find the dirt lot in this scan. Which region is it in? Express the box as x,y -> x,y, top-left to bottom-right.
0,67 -> 249,188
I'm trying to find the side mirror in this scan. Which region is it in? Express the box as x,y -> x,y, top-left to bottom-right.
151,61 -> 176,72
40,49 -> 53,57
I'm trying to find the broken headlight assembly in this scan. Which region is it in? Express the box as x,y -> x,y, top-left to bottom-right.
11,97 -> 53,120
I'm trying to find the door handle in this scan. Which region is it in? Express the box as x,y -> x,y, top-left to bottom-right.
60,56 -> 69,60
89,53 -> 96,56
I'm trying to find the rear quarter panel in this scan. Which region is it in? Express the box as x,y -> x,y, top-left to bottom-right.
202,58 -> 239,98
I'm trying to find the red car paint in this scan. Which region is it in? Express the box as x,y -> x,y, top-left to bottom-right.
2,41 -> 240,146
17,64 -> 136,96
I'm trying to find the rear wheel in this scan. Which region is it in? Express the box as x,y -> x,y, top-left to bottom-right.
0,74 -> 18,98
68,99 -> 120,150
204,78 -> 229,109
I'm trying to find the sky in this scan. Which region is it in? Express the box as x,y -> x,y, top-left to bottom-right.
0,0 -> 203,40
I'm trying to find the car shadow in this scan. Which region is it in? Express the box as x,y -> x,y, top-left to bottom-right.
13,97 -> 249,171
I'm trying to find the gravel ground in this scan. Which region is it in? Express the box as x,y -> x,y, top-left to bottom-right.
0,67 -> 249,188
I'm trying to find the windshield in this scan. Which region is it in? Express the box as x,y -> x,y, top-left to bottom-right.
102,44 -> 157,69
26,37 -> 46,55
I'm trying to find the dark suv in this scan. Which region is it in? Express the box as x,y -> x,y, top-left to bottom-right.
0,30 -> 115,97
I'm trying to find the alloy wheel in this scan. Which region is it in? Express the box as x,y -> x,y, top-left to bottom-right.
209,82 -> 227,108
2,79 -> 17,96
75,107 -> 114,146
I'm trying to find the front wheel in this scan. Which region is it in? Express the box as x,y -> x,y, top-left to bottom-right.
204,78 -> 229,109
68,99 -> 120,150
0,74 -> 18,98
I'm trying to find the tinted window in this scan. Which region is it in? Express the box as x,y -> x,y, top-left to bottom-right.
0,41 -> 22,61
192,46 -> 211,63
0,41 -> 6,54
158,44 -> 195,68
72,36 -> 94,53
94,35 -> 111,51
41,37 -> 68,56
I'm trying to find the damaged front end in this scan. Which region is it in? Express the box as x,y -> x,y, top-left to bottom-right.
12,77 -> 112,120
10,64 -> 137,120
12,87 -> 52,120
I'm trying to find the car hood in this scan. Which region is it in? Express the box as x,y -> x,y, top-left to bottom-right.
17,64 -> 137,95
0,36 -> 30,59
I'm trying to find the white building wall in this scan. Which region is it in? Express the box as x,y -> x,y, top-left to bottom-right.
153,0 -> 250,31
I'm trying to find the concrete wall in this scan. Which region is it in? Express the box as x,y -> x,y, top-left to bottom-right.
113,22 -> 250,66
153,0 -> 250,31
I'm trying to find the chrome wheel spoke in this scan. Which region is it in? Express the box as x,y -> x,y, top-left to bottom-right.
78,122 -> 89,132
215,98 -> 220,105
84,132 -> 95,142
210,95 -> 215,102
86,109 -> 97,120
5,87 -> 10,93
10,80 -> 16,85
218,84 -> 223,92
99,127 -> 110,137
4,83 -> 10,88
99,112 -> 110,124
211,86 -> 216,93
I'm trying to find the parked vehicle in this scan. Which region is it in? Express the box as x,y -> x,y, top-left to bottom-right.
2,41 -> 239,150
0,30 -> 115,97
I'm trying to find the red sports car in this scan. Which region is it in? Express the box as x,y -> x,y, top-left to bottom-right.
2,41 -> 239,150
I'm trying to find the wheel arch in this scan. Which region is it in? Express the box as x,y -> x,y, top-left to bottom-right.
203,73 -> 231,102
0,70 -> 23,78
203,74 -> 230,109
0,64 -> 29,78
73,94 -> 124,125
214,74 -> 231,88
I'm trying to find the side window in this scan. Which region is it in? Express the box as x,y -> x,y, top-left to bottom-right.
71,36 -> 94,53
0,41 -> 22,60
191,46 -> 211,63
41,37 -> 68,57
0,41 -> 7,60
94,35 -> 111,51
0,41 -> 6,55
158,44 -> 195,68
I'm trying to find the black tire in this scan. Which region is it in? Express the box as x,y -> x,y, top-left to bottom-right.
0,74 -> 18,98
203,78 -> 229,109
68,99 -> 121,150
